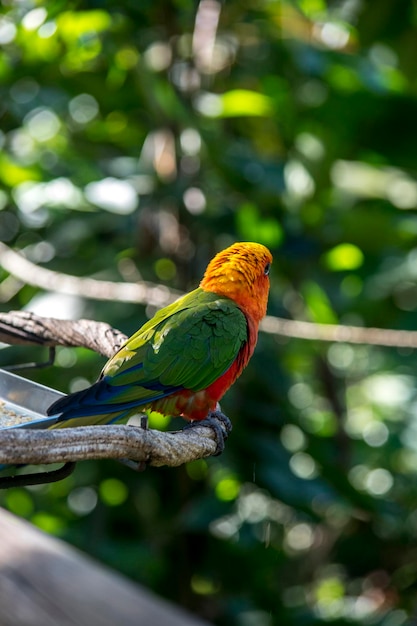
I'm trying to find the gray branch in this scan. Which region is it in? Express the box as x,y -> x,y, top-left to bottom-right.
0,310 -> 127,358
0,421 -> 222,468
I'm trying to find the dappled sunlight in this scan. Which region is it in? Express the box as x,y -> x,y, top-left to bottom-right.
85,178 -> 139,214
332,161 -> 417,209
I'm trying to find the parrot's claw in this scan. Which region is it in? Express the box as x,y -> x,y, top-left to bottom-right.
184,408 -> 232,456
208,407 -> 233,435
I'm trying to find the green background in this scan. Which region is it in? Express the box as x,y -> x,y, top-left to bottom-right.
1,0 -> 417,624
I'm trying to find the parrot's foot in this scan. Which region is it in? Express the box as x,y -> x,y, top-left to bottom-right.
208,407 -> 233,435
184,407 -> 232,456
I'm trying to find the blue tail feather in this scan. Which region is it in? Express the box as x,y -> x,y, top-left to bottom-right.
47,377 -> 183,423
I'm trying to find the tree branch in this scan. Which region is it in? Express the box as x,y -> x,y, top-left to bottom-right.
0,421 -> 222,468
260,314 -> 417,349
0,242 -> 180,308
0,310 -> 127,358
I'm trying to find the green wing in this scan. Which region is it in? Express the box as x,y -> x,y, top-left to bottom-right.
47,288 -> 248,424
102,288 -> 248,393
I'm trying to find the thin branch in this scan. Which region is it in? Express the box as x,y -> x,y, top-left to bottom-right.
260,315 -> 417,349
0,242 -> 180,308
0,421 -> 221,468
1,242 -> 417,349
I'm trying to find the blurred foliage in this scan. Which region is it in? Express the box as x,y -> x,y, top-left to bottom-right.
2,0 -> 417,624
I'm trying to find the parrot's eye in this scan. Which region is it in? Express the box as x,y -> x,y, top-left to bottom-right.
264,262 -> 271,276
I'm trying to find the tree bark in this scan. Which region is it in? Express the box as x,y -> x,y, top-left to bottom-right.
0,311 -> 127,358
0,420 -> 222,468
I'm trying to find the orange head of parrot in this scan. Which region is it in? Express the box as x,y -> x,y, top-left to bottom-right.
199,241 -> 272,324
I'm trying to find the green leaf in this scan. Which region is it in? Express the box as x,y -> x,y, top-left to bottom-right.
57,10 -> 112,41
324,243 -> 364,271
220,90 -> 273,117
303,281 -> 338,324
236,202 -> 283,247
199,90 -> 273,118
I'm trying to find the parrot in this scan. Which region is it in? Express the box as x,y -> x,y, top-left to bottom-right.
46,241 -> 272,450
